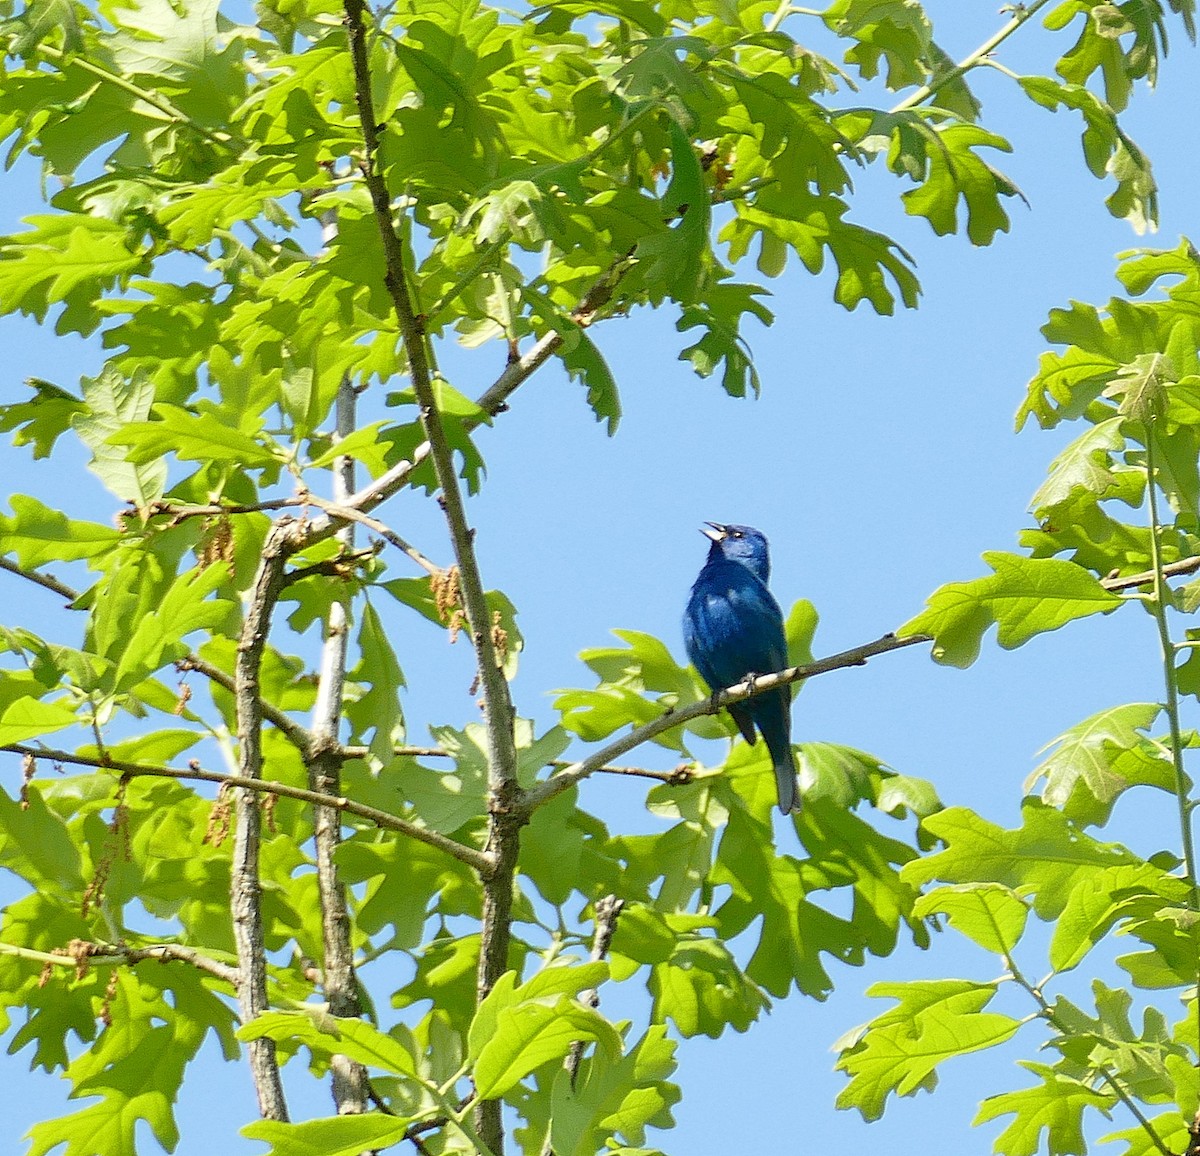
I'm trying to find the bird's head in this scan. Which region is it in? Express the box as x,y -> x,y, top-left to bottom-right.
702,522 -> 771,583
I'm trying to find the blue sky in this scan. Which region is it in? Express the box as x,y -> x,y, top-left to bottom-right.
4,3 -> 1200,1153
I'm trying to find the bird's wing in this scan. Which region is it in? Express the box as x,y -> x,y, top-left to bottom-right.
683,562 -> 787,690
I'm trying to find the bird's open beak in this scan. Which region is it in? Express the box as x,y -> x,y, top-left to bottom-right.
701,522 -> 727,542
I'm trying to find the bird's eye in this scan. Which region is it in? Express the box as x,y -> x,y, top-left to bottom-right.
731,530 -> 743,539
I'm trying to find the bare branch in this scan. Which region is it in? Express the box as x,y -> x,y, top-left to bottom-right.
177,655 -> 314,756
0,937 -> 240,986
3,744 -> 494,876
555,760 -> 696,784
1102,555 -> 1200,591
339,744 -> 450,761
521,631 -> 931,813
308,368 -> 369,1116
306,495 -> 442,575
144,497 -> 306,524
232,525 -> 295,1121
0,556 -> 80,602
342,6 -> 520,1150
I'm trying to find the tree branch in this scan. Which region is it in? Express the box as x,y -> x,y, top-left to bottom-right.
2,744 -> 494,876
232,525 -> 295,1121
538,895 -> 624,1156
176,654 -> 314,756
889,0 -> 1054,114
0,556 -> 80,602
1102,554 -> 1200,591
341,6 -> 520,1150
520,631 -> 931,814
0,937 -> 240,987
551,759 -> 696,784
306,495 -> 442,575
308,364 -> 369,1116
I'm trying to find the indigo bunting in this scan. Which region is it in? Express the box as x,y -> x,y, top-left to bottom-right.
683,523 -> 800,814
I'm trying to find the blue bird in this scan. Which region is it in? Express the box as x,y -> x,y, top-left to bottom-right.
683,522 -> 800,814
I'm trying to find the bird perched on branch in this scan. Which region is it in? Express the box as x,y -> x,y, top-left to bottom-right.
683,522 -> 800,814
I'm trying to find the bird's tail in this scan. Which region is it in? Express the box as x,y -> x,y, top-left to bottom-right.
773,749 -> 801,815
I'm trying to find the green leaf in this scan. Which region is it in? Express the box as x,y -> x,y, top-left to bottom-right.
72,367 -> 168,506
899,552 -> 1123,668
823,0 -> 933,88
344,603 -> 406,761
1024,702 -> 1174,825
469,965 -> 622,1099
0,693 -> 79,746
903,801 -> 1142,920
1029,415 -> 1127,516
242,1114 -> 413,1156
548,1025 -> 680,1156
110,403 -> 282,471
0,379 -> 87,459
974,1062 -> 1115,1156
646,922 -> 768,1038
912,883 -> 1029,957
835,979 -> 1019,1121
1018,77 -> 1157,231
1103,351 -> 1174,422
238,1010 -> 419,1076
26,967 -> 222,1156
0,781 -> 85,893
1049,862 -> 1188,973
0,215 -> 145,333
112,563 -> 234,691
0,493 -> 119,568
1047,981 -> 1185,1102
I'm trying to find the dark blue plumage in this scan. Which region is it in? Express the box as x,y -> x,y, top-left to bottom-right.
683,523 -> 800,814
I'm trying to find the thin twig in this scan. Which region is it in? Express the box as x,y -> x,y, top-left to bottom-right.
177,655 -> 313,755
145,497 -> 306,524
306,496 -> 442,575
1,743 -> 493,876
889,0 -> 1055,114
0,556 -> 80,602
1101,555 -> 1200,591
0,937 -> 239,986
550,760 -> 695,784
521,631 -> 931,814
